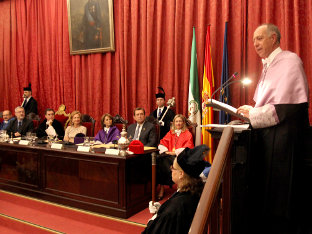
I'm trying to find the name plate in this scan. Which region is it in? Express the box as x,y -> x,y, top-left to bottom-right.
19,140 -> 30,145
77,146 -> 90,152
105,148 -> 120,155
51,143 -> 63,149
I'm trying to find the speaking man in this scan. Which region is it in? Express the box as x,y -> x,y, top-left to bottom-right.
237,24 -> 309,233
6,106 -> 34,137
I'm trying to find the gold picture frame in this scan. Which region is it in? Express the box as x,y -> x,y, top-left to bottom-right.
67,0 -> 115,55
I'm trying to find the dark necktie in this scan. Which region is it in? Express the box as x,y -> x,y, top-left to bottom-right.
23,99 -> 27,107
18,121 -> 22,131
158,109 -> 162,118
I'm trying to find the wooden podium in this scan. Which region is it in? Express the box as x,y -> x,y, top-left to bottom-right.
208,126 -> 253,234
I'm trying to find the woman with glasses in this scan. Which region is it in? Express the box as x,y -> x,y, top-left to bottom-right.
143,145 -> 209,234
94,113 -> 120,144
156,114 -> 194,200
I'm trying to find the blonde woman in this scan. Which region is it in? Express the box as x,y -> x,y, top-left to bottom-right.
156,114 -> 194,200
64,111 -> 87,143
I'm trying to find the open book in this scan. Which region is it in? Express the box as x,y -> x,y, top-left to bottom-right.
206,99 -> 250,122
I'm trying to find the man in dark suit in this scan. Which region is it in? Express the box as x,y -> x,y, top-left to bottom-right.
6,106 -> 34,137
150,87 -> 175,139
0,110 -> 14,130
127,107 -> 157,147
22,83 -> 38,116
36,108 -> 64,139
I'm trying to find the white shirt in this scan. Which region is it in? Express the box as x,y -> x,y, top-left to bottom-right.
262,47 -> 282,68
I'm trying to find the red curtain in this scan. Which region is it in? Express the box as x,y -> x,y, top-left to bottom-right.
0,0 -> 311,134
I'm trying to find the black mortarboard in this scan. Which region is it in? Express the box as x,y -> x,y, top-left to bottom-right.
177,145 -> 210,178
155,86 -> 165,99
23,83 -> 32,91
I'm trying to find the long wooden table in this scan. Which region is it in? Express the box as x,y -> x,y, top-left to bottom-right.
0,142 -> 156,218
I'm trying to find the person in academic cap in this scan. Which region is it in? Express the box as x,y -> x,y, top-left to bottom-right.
143,145 -> 209,234
150,87 -> 175,140
22,83 -> 38,116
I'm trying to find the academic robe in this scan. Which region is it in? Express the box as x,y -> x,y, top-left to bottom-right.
142,191 -> 200,234
36,119 -> 65,139
23,97 -> 38,115
157,130 -> 194,186
94,126 -> 120,144
247,50 -> 309,233
159,130 -> 194,152
150,107 -> 175,139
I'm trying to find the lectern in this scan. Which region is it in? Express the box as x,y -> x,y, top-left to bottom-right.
208,127 -> 253,234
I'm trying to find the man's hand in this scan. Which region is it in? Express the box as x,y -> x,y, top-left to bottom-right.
14,132 -> 21,137
47,120 -> 53,126
237,105 -> 253,119
149,201 -> 161,214
166,151 -> 176,156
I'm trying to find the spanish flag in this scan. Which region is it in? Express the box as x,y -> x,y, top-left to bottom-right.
201,25 -> 215,163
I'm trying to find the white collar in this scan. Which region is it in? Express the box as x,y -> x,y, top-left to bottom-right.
175,129 -> 182,136
261,47 -> 282,68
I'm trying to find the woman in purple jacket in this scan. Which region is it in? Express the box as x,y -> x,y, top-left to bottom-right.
95,114 -> 120,144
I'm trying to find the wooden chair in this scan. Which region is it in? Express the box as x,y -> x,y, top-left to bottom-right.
55,104 -> 70,131
82,114 -> 96,137
146,115 -> 161,145
113,114 -> 128,132
186,119 -> 197,145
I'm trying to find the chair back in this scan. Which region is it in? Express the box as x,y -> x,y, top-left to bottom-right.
82,114 -> 96,137
146,115 -> 160,144
186,119 -> 197,145
113,114 -> 128,132
55,104 -> 70,130
32,120 -> 40,132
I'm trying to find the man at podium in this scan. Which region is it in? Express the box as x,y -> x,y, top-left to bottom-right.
237,24 -> 309,233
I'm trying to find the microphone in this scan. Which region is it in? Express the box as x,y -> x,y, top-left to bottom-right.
210,72 -> 238,100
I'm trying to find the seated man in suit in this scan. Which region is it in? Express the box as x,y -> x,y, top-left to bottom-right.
37,108 -> 64,139
22,83 -> 38,116
127,107 -> 157,147
6,106 -> 34,137
0,110 -> 14,130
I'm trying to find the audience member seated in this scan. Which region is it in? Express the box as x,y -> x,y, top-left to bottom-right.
156,114 -> 194,200
95,113 -> 120,144
127,107 -> 157,147
64,110 -> 87,143
6,106 -> 34,137
0,110 -> 14,130
143,145 -> 209,234
36,108 -> 65,139
21,83 -> 38,116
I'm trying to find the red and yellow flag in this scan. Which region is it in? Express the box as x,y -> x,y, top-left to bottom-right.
201,26 -> 215,163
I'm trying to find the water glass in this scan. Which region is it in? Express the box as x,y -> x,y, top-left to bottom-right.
84,137 -> 90,146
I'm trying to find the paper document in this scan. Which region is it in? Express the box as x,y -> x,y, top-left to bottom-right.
206,99 -> 250,122
201,124 -> 250,130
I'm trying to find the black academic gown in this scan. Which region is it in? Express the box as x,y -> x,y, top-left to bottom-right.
151,107 -> 175,140
248,103 -> 309,233
143,191 -> 200,234
23,97 -> 38,115
36,119 -> 65,139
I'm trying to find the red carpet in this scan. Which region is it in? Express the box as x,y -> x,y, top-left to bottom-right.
0,190 -> 146,233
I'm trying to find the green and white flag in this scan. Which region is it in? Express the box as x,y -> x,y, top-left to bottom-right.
188,27 -> 201,146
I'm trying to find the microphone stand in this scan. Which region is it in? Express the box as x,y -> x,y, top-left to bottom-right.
210,72 -> 238,101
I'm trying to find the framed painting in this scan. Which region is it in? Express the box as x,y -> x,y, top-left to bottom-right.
67,0 -> 115,55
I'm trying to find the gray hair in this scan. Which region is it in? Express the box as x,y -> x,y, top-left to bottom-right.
261,23 -> 281,44
15,106 -> 24,112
